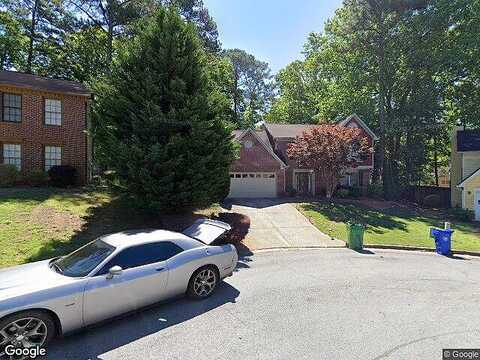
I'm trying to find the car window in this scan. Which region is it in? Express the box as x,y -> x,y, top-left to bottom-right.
54,239 -> 115,278
96,241 -> 184,275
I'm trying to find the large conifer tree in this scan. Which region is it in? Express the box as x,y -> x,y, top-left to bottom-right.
94,7 -> 235,210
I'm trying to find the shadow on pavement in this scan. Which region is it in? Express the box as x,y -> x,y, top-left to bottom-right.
45,282 -> 239,360
352,248 -> 376,255
446,253 -> 469,261
222,198 -> 305,210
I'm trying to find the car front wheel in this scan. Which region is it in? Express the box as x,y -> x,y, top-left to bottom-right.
0,310 -> 56,358
187,266 -> 219,300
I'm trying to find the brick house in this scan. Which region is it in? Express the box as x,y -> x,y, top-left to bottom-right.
229,114 -> 377,198
0,71 -> 91,184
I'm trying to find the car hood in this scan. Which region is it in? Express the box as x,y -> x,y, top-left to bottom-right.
0,260 -> 69,300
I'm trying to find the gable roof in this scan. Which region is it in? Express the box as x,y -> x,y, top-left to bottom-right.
233,128 -> 287,168
264,114 -> 378,140
263,123 -> 323,139
0,70 -> 91,97
457,129 -> 480,152
457,166 -> 480,187
337,114 -> 379,140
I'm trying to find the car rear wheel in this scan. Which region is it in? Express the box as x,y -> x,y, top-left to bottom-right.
187,265 -> 219,300
0,310 -> 55,359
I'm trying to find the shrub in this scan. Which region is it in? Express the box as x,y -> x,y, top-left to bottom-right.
24,169 -> 49,187
422,194 -> 442,208
335,188 -> 350,198
286,185 -> 297,197
448,207 -> 474,222
349,186 -> 362,198
48,165 -> 77,187
366,183 -> 383,199
0,164 -> 19,187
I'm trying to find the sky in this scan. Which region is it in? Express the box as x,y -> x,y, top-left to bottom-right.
203,0 -> 344,74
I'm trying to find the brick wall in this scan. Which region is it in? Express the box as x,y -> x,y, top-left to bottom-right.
230,132 -> 284,195
0,85 -> 89,184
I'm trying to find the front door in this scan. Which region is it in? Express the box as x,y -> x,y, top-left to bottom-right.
295,172 -> 312,195
475,190 -> 480,221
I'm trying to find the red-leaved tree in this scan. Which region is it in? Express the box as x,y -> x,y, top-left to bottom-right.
287,125 -> 371,198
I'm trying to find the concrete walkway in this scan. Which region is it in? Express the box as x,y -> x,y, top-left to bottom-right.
224,199 -> 345,249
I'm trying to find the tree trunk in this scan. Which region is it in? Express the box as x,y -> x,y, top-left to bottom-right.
377,43 -> 387,194
232,71 -> 240,124
107,23 -> 113,66
26,0 -> 40,73
433,137 -> 439,187
105,0 -> 114,67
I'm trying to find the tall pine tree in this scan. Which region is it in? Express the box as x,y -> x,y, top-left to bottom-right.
93,7 -> 235,210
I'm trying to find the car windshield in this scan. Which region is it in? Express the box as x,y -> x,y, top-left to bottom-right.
53,239 -> 115,278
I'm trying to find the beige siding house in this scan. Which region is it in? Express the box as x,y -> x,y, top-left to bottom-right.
451,127 -> 480,220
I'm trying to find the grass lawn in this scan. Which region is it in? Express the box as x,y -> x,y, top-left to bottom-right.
0,187 -> 221,268
298,200 -> 480,252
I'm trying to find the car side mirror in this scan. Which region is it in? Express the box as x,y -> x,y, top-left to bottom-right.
106,265 -> 122,279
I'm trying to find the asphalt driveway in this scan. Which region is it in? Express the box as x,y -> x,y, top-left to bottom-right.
223,198 -> 344,249
46,249 -> 480,360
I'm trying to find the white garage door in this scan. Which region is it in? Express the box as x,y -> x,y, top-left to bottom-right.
228,172 -> 277,198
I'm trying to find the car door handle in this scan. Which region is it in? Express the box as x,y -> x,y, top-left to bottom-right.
155,267 -> 165,272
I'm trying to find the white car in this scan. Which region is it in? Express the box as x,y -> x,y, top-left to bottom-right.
0,219 -> 237,355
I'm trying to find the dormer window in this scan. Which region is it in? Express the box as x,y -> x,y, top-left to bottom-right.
244,140 -> 253,149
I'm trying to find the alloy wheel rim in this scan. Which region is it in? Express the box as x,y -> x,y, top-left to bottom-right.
193,269 -> 216,297
0,317 -> 47,359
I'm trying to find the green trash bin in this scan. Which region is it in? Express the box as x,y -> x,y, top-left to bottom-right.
346,223 -> 365,251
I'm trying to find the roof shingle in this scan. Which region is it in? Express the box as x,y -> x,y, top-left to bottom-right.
0,70 -> 90,96
457,130 -> 480,152
263,123 -> 322,138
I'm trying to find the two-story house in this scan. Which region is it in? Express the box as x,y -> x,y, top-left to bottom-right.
0,70 -> 91,184
451,127 -> 480,220
228,114 -> 377,198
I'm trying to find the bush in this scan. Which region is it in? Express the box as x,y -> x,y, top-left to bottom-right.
366,183 -> 383,199
286,185 -> 297,197
24,169 -> 49,187
48,165 -> 77,187
349,186 -> 362,198
448,207 -> 474,222
0,164 -> 19,187
422,194 -> 442,208
335,188 -> 350,198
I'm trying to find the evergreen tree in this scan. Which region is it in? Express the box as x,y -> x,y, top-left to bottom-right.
93,7 -> 235,211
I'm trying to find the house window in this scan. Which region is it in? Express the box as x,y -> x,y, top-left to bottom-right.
2,93 -> 21,122
45,99 -> 62,125
3,144 -> 21,170
45,146 -> 61,171
244,140 -> 253,149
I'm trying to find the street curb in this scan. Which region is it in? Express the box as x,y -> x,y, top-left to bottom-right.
242,244 -> 480,258
364,244 -> 480,257
250,245 -> 346,253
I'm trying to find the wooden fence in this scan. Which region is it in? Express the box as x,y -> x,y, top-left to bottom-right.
402,186 -> 451,208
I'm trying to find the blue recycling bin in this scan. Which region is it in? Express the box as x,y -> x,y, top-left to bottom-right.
430,228 -> 453,255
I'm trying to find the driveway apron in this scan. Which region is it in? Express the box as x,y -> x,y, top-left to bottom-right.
225,199 -> 345,249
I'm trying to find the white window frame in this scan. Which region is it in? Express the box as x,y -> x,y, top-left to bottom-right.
45,146 -> 62,171
45,99 -> 62,125
3,144 -> 21,170
293,169 -> 315,195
